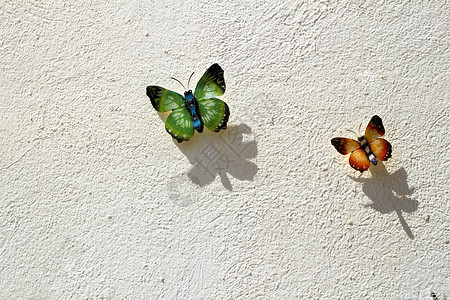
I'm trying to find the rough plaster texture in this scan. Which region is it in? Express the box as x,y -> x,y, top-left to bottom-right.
1,1 -> 449,299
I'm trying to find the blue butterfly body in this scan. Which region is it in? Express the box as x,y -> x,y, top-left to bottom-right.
184,90 -> 203,132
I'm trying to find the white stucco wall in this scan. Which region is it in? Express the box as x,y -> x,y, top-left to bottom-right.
1,1 -> 449,299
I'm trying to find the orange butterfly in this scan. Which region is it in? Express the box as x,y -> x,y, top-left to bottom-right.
331,115 -> 392,172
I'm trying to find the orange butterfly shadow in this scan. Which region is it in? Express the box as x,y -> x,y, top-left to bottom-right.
349,163 -> 418,239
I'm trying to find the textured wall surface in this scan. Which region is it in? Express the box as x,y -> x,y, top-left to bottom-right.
1,1 -> 449,299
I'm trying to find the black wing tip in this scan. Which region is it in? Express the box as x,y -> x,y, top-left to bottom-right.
146,85 -> 161,99
368,115 -> 385,136
331,137 -> 353,155
209,63 -> 224,75
370,115 -> 383,125
210,63 -> 222,69
204,64 -> 226,94
146,86 -> 164,110
370,115 -> 383,124
331,137 -> 342,148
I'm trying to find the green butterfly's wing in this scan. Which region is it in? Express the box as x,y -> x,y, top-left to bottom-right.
147,86 -> 185,112
165,107 -> 194,143
198,98 -> 230,132
194,64 -> 226,100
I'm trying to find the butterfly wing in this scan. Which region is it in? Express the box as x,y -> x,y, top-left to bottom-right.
369,138 -> 392,161
194,64 -> 226,100
349,148 -> 370,172
331,138 -> 360,155
147,86 -> 185,112
365,115 -> 385,140
165,107 -> 194,143
198,98 -> 230,132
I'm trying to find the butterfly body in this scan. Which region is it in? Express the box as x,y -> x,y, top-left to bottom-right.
331,115 -> 392,172
357,136 -> 377,165
147,64 -> 229,143
183,90 -> 203,132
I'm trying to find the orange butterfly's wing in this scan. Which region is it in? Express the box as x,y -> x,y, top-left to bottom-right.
365,115 -> 385,140
331,138 -> 360,155
349,148 -> 370,172
369,138 -> 392,161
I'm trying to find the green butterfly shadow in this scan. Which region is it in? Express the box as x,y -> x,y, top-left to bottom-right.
175,123 -> 258,191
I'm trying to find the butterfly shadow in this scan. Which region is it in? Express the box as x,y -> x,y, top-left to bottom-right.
175,123 -> 258,191
349,163 -> 418,239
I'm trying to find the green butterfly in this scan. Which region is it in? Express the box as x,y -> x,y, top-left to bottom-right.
146,63 -> 230,143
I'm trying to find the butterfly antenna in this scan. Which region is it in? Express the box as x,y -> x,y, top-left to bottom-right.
358,122 -> 363,136
171,77 -> 186,90
346,129 -> 358,139
187,72 -> 195,90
